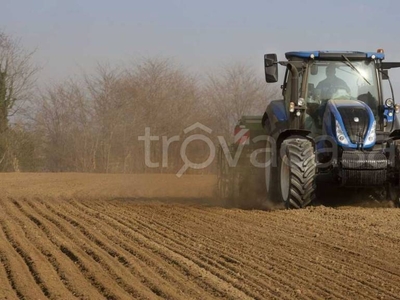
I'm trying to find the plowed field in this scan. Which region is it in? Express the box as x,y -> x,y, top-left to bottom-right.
0,173 -> 400,299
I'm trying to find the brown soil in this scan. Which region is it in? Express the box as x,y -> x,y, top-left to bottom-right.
0,173 -> 400,299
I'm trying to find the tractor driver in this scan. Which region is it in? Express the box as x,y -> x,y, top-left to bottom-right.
316,63 -> 350,100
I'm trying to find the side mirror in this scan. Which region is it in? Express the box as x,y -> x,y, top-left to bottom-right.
264,53 -> 278,83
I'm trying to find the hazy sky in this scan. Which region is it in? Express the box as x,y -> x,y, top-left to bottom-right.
3,0 -> 400,91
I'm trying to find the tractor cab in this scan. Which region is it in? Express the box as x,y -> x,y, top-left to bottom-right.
305,59 -> 379,133
265,50 -> 400,149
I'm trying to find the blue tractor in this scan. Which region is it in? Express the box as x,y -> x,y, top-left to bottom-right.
261,50 -> 400,208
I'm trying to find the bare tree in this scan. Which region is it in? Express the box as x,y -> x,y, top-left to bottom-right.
34,81 -> 95,172
85,64 -> 124,172
0,31 -> 39,171
0,31 -> 38,132
31,58 -> 278,174
126,58 -> 202,172
204,62 -> 279,139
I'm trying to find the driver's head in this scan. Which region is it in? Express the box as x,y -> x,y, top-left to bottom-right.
326,63 -> 336,78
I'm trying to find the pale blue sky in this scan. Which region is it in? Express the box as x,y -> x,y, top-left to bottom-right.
2,0 -> 400,90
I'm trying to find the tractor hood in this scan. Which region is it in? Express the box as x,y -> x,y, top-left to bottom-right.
322,99 -> 376,149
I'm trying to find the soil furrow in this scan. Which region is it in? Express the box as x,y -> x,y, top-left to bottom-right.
1,173 -> 399,299
127,203 -> 394,299
2,197 -> 109,300
76,198 -> 312,297
27,197 -> 202,300
167,205 -> 400,298
0,217 -> 47,300
275,210 -> 400,276
61,198 -> 283,300
61,199 -> 255,300
0,251 -> 24,299
40,197 -> 252,300
114,203 -> 376,298
15,198 -> 134,300
119,206 -> 352,299
31,203 -> 158,299
0,219 -> 53,299
215,207 -> 400,296
0,198 -> 82,299
108,206 -> 325,299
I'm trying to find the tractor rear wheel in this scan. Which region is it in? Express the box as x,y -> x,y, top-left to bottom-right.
278,139 -> 316,209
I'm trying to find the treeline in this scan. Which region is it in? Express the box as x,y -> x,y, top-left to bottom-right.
0,31 -> 279,173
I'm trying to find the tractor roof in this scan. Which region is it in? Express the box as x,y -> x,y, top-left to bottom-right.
285,51 -> 385,60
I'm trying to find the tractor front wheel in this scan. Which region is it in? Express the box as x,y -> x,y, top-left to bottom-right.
279,139 -> 316,209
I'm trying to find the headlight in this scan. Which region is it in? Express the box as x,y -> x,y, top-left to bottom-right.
364,120 -> 376,146
336,120 -> 349,145
289,102 -> 295,112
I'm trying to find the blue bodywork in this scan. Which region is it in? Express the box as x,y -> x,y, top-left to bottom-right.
269,100 -> 287,122
264,99 -> 377,150
384,104 -> 395,123
285,51 -> 385,60
321,100 -> 376,149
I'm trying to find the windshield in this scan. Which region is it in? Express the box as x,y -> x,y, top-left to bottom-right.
306,60 -> 379,115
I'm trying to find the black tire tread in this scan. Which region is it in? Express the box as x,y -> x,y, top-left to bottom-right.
282,139 -> 316,209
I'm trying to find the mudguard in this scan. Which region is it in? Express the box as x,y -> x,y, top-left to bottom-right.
262,99 -> 288,139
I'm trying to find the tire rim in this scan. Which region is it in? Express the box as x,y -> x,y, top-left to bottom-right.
280,154 -> 290,202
